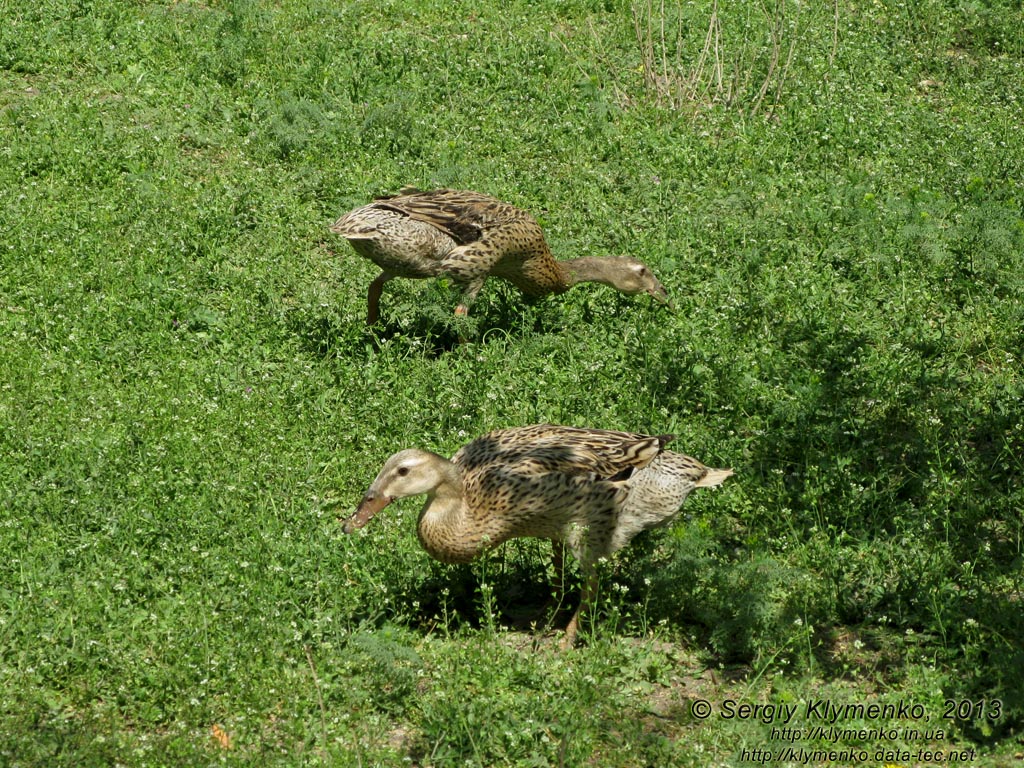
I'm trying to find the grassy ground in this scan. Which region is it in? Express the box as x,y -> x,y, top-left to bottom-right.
2,0 -> 1023,765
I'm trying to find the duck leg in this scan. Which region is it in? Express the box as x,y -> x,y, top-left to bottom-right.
366,271 -> 394,325
453,276 -> 487,317
561,564 -> 598,649
440,242 -> 495,318
545,539 -> 572,625
551,540 -> 568,602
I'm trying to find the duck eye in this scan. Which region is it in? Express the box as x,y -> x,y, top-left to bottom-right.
397,466 -> 410,477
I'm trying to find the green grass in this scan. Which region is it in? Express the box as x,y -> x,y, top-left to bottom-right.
2,0 -> 1023,765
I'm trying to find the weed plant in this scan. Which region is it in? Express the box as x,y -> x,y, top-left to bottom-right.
1,0 -> 1022,764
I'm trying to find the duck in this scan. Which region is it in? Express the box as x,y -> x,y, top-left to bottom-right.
342,424 -> 732,646
330,187 -> 672,325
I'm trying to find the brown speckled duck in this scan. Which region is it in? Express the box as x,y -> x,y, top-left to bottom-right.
330,188 -> 671,324
342,424 -> 732,646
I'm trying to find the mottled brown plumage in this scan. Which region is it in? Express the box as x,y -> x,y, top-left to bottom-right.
342,424 -> 732,645
330,188 -> 671,324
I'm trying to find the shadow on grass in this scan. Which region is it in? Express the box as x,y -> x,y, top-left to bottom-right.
406,550 -> 574,636
641,311 -> 1024,736
288,282 -> 656,360
943,589 -> 1024,742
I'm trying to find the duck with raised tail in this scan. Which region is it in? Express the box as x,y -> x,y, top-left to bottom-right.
343,424 -> 732,646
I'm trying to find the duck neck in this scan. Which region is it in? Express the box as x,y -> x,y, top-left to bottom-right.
558,256 -> 621,290
416,464 -> 477,563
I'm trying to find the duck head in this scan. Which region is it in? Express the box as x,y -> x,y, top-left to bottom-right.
612,257 -> 672,307
343,449 -> 452,533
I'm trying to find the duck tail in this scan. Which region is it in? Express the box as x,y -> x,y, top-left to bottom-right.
695,468 -> 734,488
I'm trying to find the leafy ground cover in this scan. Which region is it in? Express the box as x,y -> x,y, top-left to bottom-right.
1,0 -> 1022,764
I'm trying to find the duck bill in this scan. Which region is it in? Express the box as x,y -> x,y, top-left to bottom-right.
342,492 -> 393,534
650,284 -> 674,311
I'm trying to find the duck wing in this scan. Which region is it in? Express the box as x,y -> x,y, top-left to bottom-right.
454,424 -> 673,480
372,188 -> 506,245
